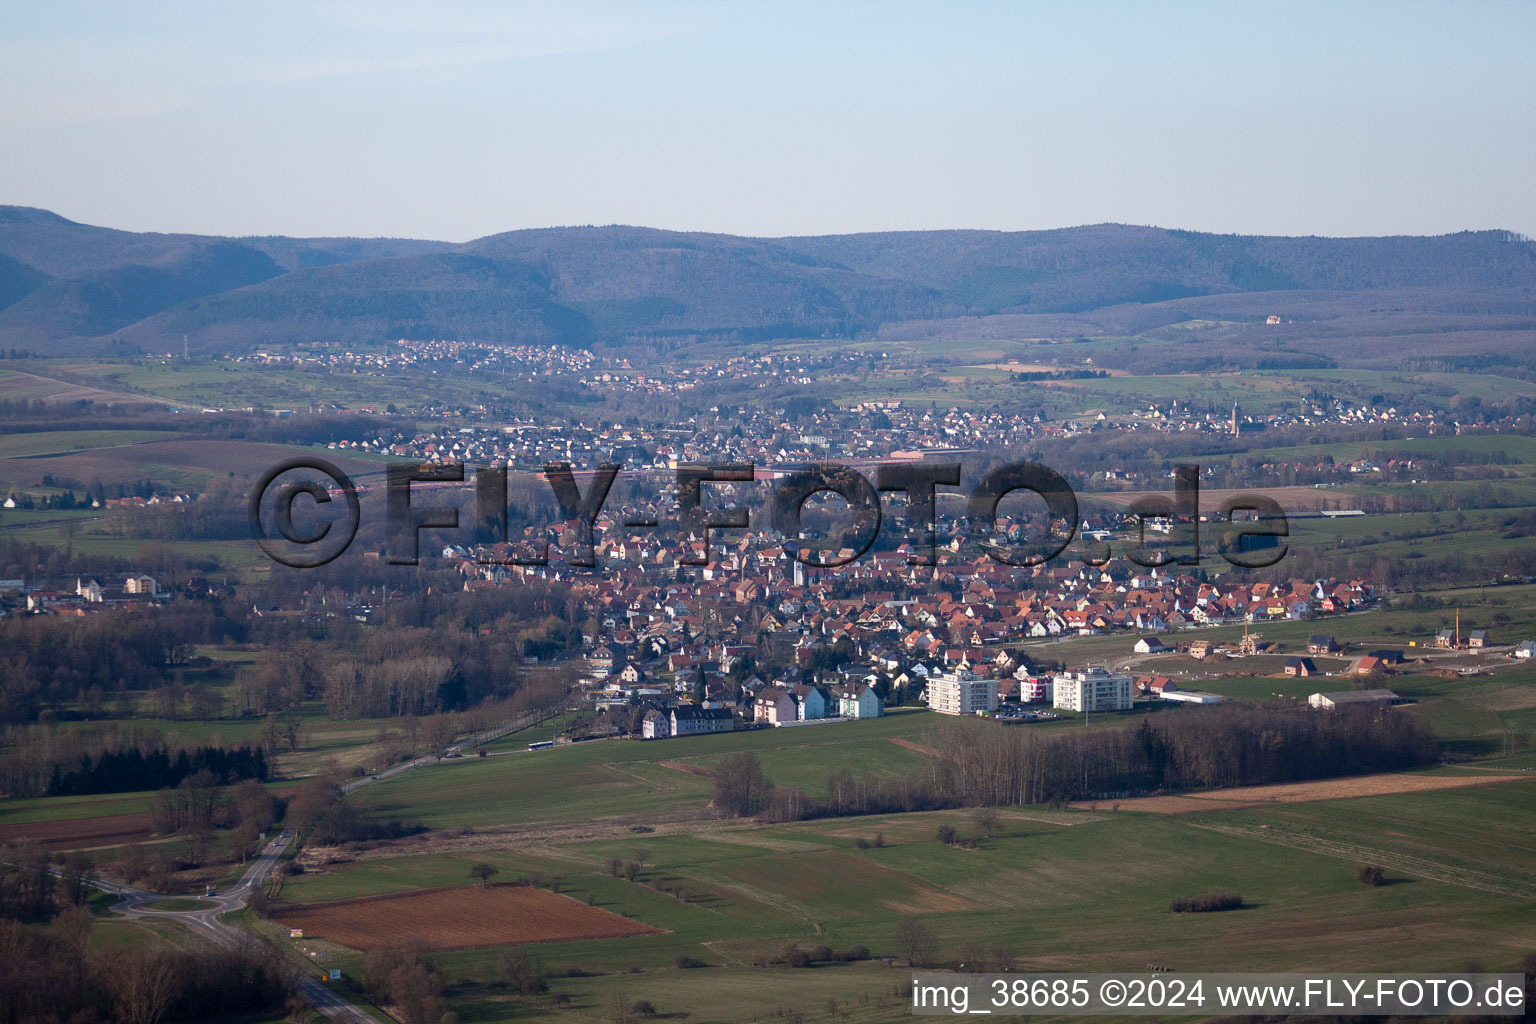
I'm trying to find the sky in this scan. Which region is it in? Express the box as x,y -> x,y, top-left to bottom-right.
1,0 -> 1533,242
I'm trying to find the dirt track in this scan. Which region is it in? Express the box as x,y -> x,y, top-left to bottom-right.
658,759 -> 717,778
1073,771 -> 1528,813
890,737 -> 940,757
274,883 -> 662,951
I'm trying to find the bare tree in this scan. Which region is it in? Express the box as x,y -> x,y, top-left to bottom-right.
894,919 -> 938,967
109,949 -> 181,1024
607,990 -> 637,1024
388,959 -> 449,1024
469,862 -> 500,888
712,751 -> 772,817
55,903 -> 94,966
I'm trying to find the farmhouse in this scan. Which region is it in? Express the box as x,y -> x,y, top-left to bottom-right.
1307,689 -> 1405,710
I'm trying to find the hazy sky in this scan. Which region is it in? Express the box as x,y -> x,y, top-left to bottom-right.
2,1 -> 1533,241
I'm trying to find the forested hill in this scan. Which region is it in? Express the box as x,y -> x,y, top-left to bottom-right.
0,205 -> 1531,355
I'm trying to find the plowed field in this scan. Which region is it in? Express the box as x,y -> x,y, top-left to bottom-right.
0,812 -> 155,849
273,883 -> 662,951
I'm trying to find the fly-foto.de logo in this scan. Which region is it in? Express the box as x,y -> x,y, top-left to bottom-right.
249,458 -> 1289,571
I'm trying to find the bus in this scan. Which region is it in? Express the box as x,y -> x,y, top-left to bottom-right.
528,741 -> 554,751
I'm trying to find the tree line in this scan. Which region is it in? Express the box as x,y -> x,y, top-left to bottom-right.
712,704 -> 1435,820
46,743 -> 268,797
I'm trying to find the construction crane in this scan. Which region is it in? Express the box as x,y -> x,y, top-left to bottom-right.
1238,618 -> 1261,657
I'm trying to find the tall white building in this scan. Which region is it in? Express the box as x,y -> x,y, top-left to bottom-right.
927,669 -> 999,716
1052,669 -> 1133,713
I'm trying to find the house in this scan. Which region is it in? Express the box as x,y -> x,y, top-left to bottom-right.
753,687 -> 797,726
1366,649 -> 1405,665
1434,629 -> 1457,650
1468,630 -> 1489,649
1133,636 -> 1168,654
1308,689 -> 1405,710
837,684 -> 883,719
791,684 -> 829,720
1283,656 -> 1318,677
1018,676 -> 1052,703
1354,656 -> 1386,675
1308,635 -> 1339,654
588,645 -> 619,678
124,575 -> 157,596
641,708 -> 670,739
671,705 -> 735,736
1515,640 -> 1536,659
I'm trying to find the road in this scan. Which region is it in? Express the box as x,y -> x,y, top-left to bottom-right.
340,707 -> 558,793
99,831 -> 375,1022
87,709 -> 559,1021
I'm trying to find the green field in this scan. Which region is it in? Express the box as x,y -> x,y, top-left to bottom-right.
273,773 -> 1536,1023
0,429 -> 181,459
271,669 -> 1536,1024
354,712 -> 936,830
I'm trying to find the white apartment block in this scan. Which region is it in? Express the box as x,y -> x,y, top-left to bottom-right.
1052,668 -> 1133,713
927,669 -> 999,715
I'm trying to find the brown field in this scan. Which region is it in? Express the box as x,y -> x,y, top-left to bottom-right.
273,884 -> 663,951
1076,770 -> 1527,814
0,812 -> 156,849
1090,485 -> 1345,513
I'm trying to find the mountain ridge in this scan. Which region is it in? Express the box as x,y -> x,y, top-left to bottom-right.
1,206 -> 1531,355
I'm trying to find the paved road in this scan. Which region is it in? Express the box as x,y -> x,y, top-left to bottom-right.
99,832 -> 375,1022
340,708 -> 556,793
79,710 -> 559,1020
